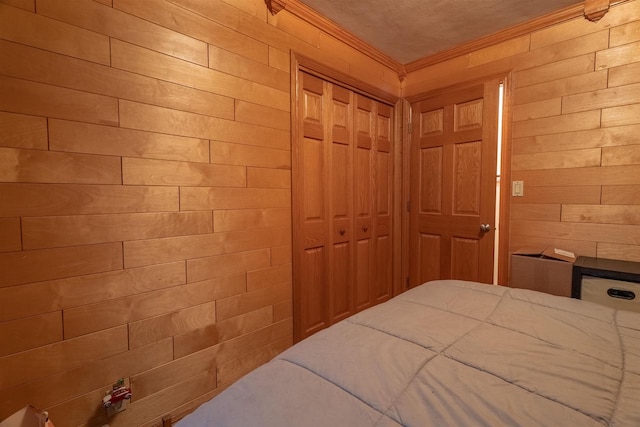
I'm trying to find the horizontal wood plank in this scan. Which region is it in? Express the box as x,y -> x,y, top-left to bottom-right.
509,185 -> 601,204
273,300 -> 293,322
0,38 -> 234,120
187,248 -> 271,283
0,183 -> 179,217
124,227 -> 290,268
513,165 -> 640,187
513,98 -> 561,122
562,82 -> 640,114
0,262 -> 186,322
123,157 -> 246,187
562,204 -> 640,225
512,110 -> 601,138
0,311 -> 62,357
181,187 -> 291,211
270,245 -> 292,266
0,325 -> 128,390
210,141 -> 290,169
0,147 -> 121,184
595,40 -> 640,70
597,242 -> 640,262
602,103 -> 640,128
510,204 -> 561,221
0,242 -> 123,287
246,263 -> 292,291
36,0 -> 208,65
511,148 -> 601,170
513,70 -> 607,105
0,3 -> 109,64
217,336 -> 290,387
0,75 -> 118,126
602,144 -> 640,166
247,167 -> 292,188
608,61 -> 640,87
234,100 -> 291,130
213,208 -> 291,232
0,218 -> 21,252
216,281 -> 291,321
173,306 -> 273,359
514,54 -> 596,88
602,185 -> 640,204
511,219 -> 640,245
119,100 -> 289,150
22,211 -> 212,249
49,119 -> 210,163
0,111 -> 47,150
129,301 -> 217,349
210,45 -> 289,92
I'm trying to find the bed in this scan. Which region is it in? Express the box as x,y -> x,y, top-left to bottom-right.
176,280 -> 640,426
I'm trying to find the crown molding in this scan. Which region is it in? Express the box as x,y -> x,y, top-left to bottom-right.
584,0 -> 611,21
264,0 -> 405,73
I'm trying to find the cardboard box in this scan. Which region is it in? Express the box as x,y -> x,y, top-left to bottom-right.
510,247 -> 577,297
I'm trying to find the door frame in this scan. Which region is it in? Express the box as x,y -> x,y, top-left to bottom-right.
290,52 -> 404,341
402,73 -> 513,286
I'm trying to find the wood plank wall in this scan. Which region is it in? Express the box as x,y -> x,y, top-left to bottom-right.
405,0 -> 640,265
0,0 -> 400,426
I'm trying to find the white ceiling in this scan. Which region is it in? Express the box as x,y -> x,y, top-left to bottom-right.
298,0 -> 581,63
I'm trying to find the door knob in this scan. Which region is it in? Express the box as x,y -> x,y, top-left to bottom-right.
480,223 -> 491,232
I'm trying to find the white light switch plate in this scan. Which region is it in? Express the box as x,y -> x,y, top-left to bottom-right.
512,180 -> 524,197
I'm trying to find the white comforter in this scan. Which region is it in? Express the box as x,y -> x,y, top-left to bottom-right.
177,280 -> 640,426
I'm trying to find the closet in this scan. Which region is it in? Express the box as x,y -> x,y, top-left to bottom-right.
292,70 -> 394,341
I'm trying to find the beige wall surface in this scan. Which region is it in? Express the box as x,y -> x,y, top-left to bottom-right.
0,0 -> 400,425
405,0 -> 640,264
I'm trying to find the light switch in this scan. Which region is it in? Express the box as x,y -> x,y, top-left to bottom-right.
512,180 -> 524,197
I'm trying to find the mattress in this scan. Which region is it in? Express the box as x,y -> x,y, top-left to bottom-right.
176,280 -> 640,426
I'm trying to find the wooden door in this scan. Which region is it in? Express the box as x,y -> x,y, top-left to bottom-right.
409,79 -> 500,286
293,70 -> 393,341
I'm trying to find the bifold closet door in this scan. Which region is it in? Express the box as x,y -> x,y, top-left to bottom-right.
293,71 -> 393,341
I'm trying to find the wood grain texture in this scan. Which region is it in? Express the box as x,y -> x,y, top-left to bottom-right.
511,148 -> 601,170
0,75 -> 118,126
0,0 -> 35,11
0,3 -> 109,64
0,218 -> 21,252
22,211 -> 212,249
602,185 -> 640,204
608,61 -> 640,87
513,70 -> 608,105
509,185 -> 602,205
247,167 -> 291,188
210,141 -> 291,169
214,208 -> 291,232
0,311 -> 62,357
124,227 -> 290,268
49,119 -> 210,163
181,187 -> 291,211
217,336 -> 290,387
514,54 -> 596,88
596,40 -> 640,70
0,325 -> 128,390
602,103 -> 640,128
123,157 -> 246,187
186,248 -> 271,283
0,243 -> 122,287
512,110 -> 601,138
0,262 -> 186,322
119,100 -> 289,150
216,281 -> 291,322
0,38 -> 234,120
0,147 -> 121,184
36,0 -> 208,66
247,263 -> 292,291
0,183 -> 179,217
0,111 -> 47,150
234,100 -> 291,130
270,245 -> 292,266
562,82 -> 640,114
562,204 -> 640,225
597,242 -> 640,262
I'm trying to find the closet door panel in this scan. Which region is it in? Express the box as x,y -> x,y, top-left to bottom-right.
301,247 -> 328,336
355,238 -> 371,310
331,242 -> 351,322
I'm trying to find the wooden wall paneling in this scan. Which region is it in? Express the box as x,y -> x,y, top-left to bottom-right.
180,187 -> 291,211
62,275 -> 241,339
0,76 -> 118,126
563,82 -> 640,114
602,145 -> 640,166
125,227 -> 289,268
509,234 -> 598,257
0,112 -> 47,150
187,248 -> 271,283
602,103 -> 640,128
214,319 -> 292,366
511,219 -> 640,246
562,204 -> 640,224
0,262 -> 186,323
22,211 -> 212,250
210,141 -> 291,169
0,0 -> 35,12
246,167 -> 291,188
269,46 -> 290,72
48,119 -> 210,163
0,339 -> 172,422
113,0 -> 269,64
0,217 -> 21,252
122,157 -> 246,187
0,147 -> 121,184
0,3 -> 109,64
510,185 -> 602,205
210,45 -> 290,93
0,243 -> 122,287
119,100 -> 289,150
234,100 -> 291,130
216,281 -> 291,321
273,299 -> 293,321
0,183 -> 179,217
511,148 -> 602,170
510,204 -> 562,221
597,242 -> 640,262
36,0 -> 208,66
602,185 -> 640,204
271,245 -> 292,266
609,61 -> 640,87
0,325 -> 128,390
247,263 -> 292,291
512,165 -> 640,186
513,98 -> 562,121
0,39 -> 234,120
0,311 -> 62,357
596,40 -> 640,70
111,40 -> 288,112
214,208 -> 291,232
512,125 -> 640,155
513,70 -> 608,105
512,110 -> 601,138
173,306 -> 273,359
129,301 -> 217,349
